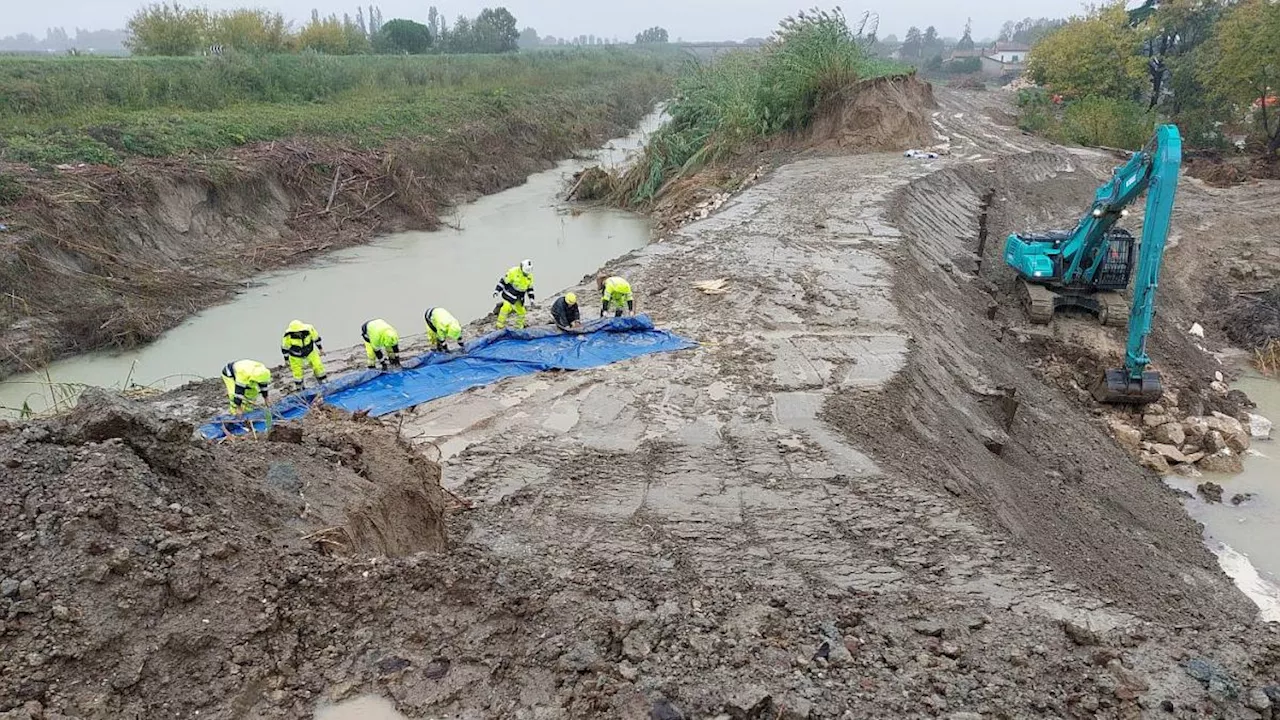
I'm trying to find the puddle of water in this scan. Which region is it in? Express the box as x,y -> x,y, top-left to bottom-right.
315,695 -> 408,720
1165,372 -> 1280,620
0,111 -> 664,417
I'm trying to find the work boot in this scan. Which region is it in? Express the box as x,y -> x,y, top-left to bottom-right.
379,361 -> 389,371
293,380 -> 305,393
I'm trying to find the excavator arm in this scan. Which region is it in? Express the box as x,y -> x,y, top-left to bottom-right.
1092,124 -> 1182,404
1004,124 -> 1182,404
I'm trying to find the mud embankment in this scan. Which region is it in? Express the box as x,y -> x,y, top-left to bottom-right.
0,79 -> 665,381
0,390 -> 451,717
822,149 -> 1256,621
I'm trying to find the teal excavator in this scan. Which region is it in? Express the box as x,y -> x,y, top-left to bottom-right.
1003,124 -> 1182,404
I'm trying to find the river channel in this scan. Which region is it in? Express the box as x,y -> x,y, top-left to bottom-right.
1166,372 -> 1280,620
0,112 -> 663,417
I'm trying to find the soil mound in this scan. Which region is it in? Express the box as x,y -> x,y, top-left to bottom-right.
0,391 -> 447,717
801,74 -> 938,153
1221,287 -> 1280,352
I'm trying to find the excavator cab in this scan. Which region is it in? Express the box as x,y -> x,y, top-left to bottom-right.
1091,229 -> 1136,291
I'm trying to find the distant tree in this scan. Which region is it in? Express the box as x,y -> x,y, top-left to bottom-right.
448,15 -> 473,51
902,25 -> 922,58
125,3 -> 208,56
298,12 -> 366,54
518,26 -> 539,49
472,7 -> 519,53
427,6 -> 440,39
635,26 -> 669,44
924,53 -> 943,71
355,7 -> 367,36
1027,5 -> 1146,100
998,17 -> 1063,46
209,9 -> 289,53
956,18 -> 975,51
947,56 -> 981,73
1200,0 -> 1280,155
374,18 -> 431,53
922,26 -> 937,47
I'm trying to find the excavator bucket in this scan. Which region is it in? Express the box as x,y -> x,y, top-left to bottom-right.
1091,368 -> 1163,405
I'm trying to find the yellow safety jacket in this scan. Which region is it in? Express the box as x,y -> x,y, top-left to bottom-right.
601,277 -> 634,311
223,360 -> 271,407
495,267 -> 535,305
362,319 -> 400,349
425,307 -> 462,341
281,322 -> 322,359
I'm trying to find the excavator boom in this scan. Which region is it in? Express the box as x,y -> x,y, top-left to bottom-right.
1003,124 -> 1182,405
1091,124 -> 1182,404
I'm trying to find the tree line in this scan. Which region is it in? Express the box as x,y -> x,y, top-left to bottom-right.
0,27 -> 129,53
1023,0 -> 1280,156
124,3 -> 520,56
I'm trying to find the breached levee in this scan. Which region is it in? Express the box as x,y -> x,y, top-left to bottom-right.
822,145 -> 1255,623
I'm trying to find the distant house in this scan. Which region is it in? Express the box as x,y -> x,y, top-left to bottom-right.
947,41 -> 1030,77
986,42 -> 1029,64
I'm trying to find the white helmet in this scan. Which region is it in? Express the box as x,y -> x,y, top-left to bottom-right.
520,259 -> 533,274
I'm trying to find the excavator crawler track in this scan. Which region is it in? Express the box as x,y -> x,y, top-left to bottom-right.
1097,292 -> 1129,328
1019,280 -> 1055,325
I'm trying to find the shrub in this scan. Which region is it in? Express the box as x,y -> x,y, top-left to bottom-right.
1057,95 -> 1155,148
618,7 -> 908,203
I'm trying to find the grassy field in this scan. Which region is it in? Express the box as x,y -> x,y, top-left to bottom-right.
611,11 -> 910,204
0,49 -> 678,165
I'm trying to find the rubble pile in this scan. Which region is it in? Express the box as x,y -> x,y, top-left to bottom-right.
1104,381 -> 1272,476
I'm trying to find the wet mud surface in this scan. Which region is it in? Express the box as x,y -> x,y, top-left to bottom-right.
5,88 -> 1280,719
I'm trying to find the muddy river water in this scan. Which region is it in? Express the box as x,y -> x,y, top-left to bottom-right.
1168,372 -> 1280,620
0,112 -> 663,417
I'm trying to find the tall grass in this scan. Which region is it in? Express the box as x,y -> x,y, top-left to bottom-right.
615,9 -> 909,204
0,48 -> 679,164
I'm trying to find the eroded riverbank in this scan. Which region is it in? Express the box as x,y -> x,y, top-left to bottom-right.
0,74 -> 668,382
5,84 -> 1280,719
0,112 -> 664,417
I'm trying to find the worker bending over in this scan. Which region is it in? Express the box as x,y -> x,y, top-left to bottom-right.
361,319 -> 402,370
424,307 -> 465,352
550,293 -> 581,330
222,359 -> 272,414
598,274 -> 635,317
280,319 -> 326,392
494,259 -> 535,330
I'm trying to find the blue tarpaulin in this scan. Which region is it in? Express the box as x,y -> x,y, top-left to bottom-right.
198,316 -> 695,440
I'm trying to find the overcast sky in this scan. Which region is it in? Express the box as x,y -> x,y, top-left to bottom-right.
5,0 -> 1093,41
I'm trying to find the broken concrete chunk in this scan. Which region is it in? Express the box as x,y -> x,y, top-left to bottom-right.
1108,420 -> 1142,452
1182,417 -> 1209,443
1148,443 -> 1189,465
1142,414 -> 1173,429
1150,423 -> 1186,447
1140,452 -> 1170,474
1247,414 -> 1273,440
1207,412 -> 1251,453
1197,452 -> 1244,475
